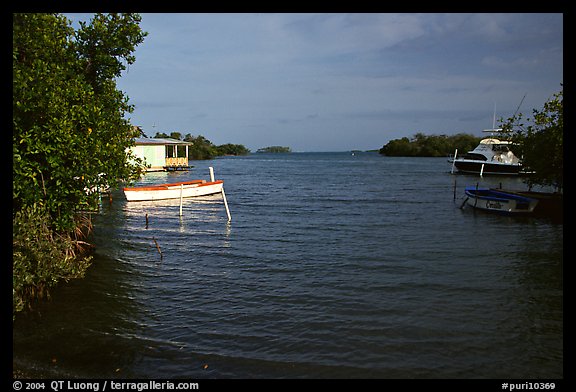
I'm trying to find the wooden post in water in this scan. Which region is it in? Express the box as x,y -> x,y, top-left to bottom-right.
153,237 -> 163,260
474,182 -> 479,208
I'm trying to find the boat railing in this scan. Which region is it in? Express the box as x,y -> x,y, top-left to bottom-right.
165,157 -> 188,167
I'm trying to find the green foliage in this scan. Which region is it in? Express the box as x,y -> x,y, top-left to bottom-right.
13,13 -> 147,232
183,134 -> 218,159
256,146 -> 292,153
170,132 -> 182,140
75,13 -> 147,88
13,204 -> 93,318
379,133 -> 481,157
13,13 -> 147,315
185,134 -> 251,158
155,132 -> 250,159
501,87 -> 563,191
215,143 -> 251,156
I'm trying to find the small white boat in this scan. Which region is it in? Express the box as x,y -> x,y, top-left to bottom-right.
464,187 -> 539,214
123,179 -> 223,202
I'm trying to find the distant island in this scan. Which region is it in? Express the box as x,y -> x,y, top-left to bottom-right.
256,146 -> 292,153
379,133 -> 481,157
152,132 -> 250,159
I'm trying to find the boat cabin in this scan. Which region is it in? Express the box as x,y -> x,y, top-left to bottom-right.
460,138 -> 520,165
129,137 -> 193,171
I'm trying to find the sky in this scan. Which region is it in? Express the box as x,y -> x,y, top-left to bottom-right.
66,13 -> 563,152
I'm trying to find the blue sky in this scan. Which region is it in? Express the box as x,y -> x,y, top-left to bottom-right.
66,13 -> 563,152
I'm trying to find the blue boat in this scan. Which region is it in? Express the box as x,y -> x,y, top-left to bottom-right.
464,187 -> 539,214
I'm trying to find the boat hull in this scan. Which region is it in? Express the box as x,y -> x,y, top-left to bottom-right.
464,187 -> 539,214
497,189 -> 563,220
123,180 -> 223,201
453,160 -> 522,175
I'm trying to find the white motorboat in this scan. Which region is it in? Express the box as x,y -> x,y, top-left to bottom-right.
449,129 -> 524,175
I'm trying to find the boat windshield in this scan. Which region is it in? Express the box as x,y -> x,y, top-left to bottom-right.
492,144 -> 511,153
461,153 -> 487,161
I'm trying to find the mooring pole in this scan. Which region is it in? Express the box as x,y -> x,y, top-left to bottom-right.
451,149 -> 458,174
222,187 -> 232,222
209,167 -> 231,222
179,183 -> 183,216
474,182 -> 479,208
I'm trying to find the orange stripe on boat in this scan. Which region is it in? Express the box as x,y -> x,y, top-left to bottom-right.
123,185 -> 168,192
123,180 -> 208,192
155,180 -> 205,187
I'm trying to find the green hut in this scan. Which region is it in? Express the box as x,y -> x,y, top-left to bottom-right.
130,137 -> 193,171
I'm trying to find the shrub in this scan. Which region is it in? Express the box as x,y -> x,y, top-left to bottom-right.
13,203 -> 93,317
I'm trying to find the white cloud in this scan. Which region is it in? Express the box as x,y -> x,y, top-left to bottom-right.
94,13 -> 563,150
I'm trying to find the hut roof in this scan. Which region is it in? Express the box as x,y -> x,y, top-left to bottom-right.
134,137 -> 193,146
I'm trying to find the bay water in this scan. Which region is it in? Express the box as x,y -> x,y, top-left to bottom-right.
13,152 -> 563,378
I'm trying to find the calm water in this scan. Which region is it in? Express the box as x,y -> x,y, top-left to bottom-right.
13,152 -> 563,378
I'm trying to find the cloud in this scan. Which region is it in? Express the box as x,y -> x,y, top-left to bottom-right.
67,13 -> 562,151
279,14 -> 427,56
481,46 -> 563,69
